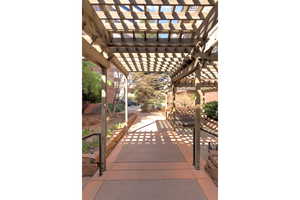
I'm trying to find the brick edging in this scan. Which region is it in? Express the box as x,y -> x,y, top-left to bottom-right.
105,113 -> 138,158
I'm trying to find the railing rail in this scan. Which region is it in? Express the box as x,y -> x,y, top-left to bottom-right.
82,133 -> 101,140
82,133 -> 102,176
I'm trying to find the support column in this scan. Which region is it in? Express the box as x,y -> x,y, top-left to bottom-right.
172,86 -> 176,110
194,68 -> 203,170
124,75 -> 128,125
193,36 -> 207,170
165,91 -> 168,119
100,66 -> 107,171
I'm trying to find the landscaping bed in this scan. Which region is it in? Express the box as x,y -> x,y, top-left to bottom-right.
82,113 -> 138,177
205,150 -> 218,186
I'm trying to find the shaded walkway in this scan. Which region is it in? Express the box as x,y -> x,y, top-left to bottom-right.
83,112 -> 217,200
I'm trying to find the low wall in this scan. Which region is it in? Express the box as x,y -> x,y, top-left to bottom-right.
83,103 -> 101,114
205,151 -> 218,186
106,113 -> 138,157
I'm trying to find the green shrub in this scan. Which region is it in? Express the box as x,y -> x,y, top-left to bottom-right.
82,61 -> 102,103
108,103 -> 125,113
82,129 -> 100,153
82,60 -> 113,104
82,128 -> 90,136
82,138 -> 99,153
82,141 -> 90,153
112,122 -> 126,129
203,101 -> 218,121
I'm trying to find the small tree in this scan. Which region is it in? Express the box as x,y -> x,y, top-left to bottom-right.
131,72 -> 169,111
82,60 -> 103,104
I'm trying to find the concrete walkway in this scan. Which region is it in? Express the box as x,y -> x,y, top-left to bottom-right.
83,112 -> 217,200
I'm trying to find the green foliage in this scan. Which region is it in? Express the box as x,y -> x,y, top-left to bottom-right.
82,128 -> 100,153
82,61 -> 102,103
203,101 -> 218,121
82,141 -> 90,154
108,103 -> 125,113
107,122 -> 126,138
82,122 -> 126,153
82,139 -> 99,154
131,72 -> 169,111
82,128 -> 90,137
112,122 -> 126,129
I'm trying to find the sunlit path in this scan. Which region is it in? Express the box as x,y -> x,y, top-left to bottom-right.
83,113 -> 217,200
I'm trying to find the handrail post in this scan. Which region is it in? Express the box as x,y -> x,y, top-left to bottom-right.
82,133 -> 103,176
98,133 -> 102,176
193,127 -> 195,166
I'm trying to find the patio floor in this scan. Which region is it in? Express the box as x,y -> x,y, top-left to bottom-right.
83,112 -> 217,200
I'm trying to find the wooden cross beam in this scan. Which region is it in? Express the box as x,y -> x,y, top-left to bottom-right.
110,46 -> 192,53
90,0 -> 217,6
83,0 -> 129,75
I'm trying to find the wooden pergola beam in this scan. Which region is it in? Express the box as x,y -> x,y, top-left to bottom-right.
119,62 -> 178,71
110,56 -> 129,76
109,44 -> 194,49
116,56 -> 184,62
102,24 -> 199,31
83,37 -> 129,76
95,11 -> 209,20
108,30 -> 193,34
201,87 -> 218,93
90,0 -> 217,6
109,38 -> 194,46
114,52 -> 186,58
83,0 -> 129,76
171,56 -> 217,83
82,38 -> 110,68
119,59 -> 181,66
175,80 -> 217,88
171,39 -> 217,83
85,0 -> 218,78
110,47 -> 192,53
83,0 -> 109,45
195,3 -> 218,39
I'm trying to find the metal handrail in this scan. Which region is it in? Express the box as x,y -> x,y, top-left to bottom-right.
82,132 -> 102,176
82,133 -> 101,140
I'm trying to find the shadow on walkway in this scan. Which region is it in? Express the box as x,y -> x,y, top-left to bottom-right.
83,112 -> 217,200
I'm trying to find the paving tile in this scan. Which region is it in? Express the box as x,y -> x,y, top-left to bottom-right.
102,169 -> 195,180
94,179 -> 207,200
111,162 -> 191,170
115,143 -> 186,163
83,113 -> 217,200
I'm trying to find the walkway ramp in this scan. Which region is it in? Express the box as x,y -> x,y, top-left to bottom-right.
83,113 -> 217,200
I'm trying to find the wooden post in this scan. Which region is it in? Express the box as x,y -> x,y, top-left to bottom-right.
194,68 -> 204,170
124,75 -> 128,125
165,91 -> 168,119
193,34 -> 208,170
100,66 -> 107,171
172,86 -> 176,110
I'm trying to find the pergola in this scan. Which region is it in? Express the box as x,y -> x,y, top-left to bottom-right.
82,0 -> 218,173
